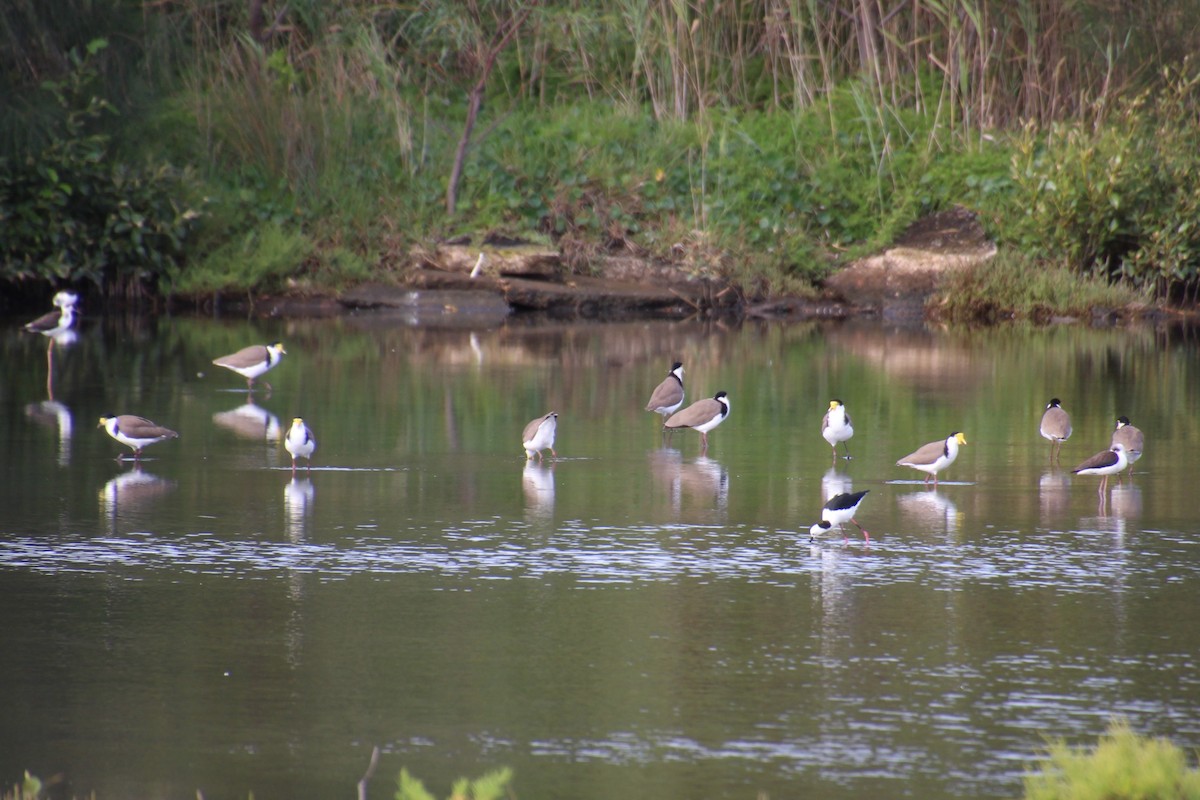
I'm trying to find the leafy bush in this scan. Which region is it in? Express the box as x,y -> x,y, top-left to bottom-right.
396,766 -> 513,800
0,39 -> 201,295
1023,719 -> 1200,800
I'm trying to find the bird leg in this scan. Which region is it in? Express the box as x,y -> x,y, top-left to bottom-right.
852,519 -> 871,542
842,443 -> 852,460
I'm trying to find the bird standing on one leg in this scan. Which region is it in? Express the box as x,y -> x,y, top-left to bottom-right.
212,342 -> 287,391
820,399 -> 854,463
284,417 -> 316,473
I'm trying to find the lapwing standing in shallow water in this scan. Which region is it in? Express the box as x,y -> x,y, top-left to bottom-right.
821,399 -> 854,463
212,342 -> 287,391
809,490 -> 871,543
665,391 -> 730,450
645,362 -> 685,420
1110,416 -> 1144,480
1072,442 -> 1129,494
1039,398 -> 1072,463
284,417 -> 316,473
99,414 -> 179,461
896,432 -> 967,487
523,412 -> 558,461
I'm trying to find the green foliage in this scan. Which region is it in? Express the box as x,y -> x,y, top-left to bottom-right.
932,250 -> 1146,322
167,220 -> 312,295
1023,719 -> 1200,800
1005,63 -> 1200,300
0,39 -> 201,294
395,767 -> 513,800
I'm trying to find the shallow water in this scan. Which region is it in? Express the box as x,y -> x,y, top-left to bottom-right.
2,312 -> 1199,799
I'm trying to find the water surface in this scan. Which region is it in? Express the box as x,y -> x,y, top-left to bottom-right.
2,312 -> 1199,799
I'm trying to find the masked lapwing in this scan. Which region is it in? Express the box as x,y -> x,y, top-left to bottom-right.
809,490 -> 871,543
664,391 -> 730,449
99,414 -> 179,461
212,342 -> 287,390
645,362 -> 685,419
821,399 -> 854,462
284,417 -> 316,473
896,432 -> 967,486
1072,442 -> 1129,494
1110,416 -> 1143,478
523,412 -> 558,461
1039,398 -> 1072,463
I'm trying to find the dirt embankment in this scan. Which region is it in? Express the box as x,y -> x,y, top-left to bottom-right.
253,207 -> 996,323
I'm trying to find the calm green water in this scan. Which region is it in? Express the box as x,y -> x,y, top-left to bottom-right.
3,311 -> 1200,800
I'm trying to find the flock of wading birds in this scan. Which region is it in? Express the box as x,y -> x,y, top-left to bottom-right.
24,294 -> 1145,543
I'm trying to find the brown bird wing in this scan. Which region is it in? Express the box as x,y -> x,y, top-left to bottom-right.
897,439 -> 946,466
1112,425 -> 1144,453
523,415 -> 549,442
1040,407 -> 1072,439
820,410 -> 831,432
213,344 -> 268,368
1074,448 -> 1119,472
24,309 -> 61,332
118,415 -> 179,439
665,398 -> 720,429
645,376 -> 684,411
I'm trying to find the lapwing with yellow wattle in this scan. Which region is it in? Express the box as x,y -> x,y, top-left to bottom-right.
820,399 -> 854,463
664,391 -> 730,450
896,432 -> 967,487
1072,442 -> 1129,494
809,490 -> 871,543
99,414 -> 179,461
284,417 -> 316,474
212,342 -> 287,391
1039,398 -> 1072,463
522,412 -> 558,461
645,361 -> 685,420
1110,416 -> 1144,479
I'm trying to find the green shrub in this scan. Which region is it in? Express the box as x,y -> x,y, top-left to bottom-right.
1023,719 -> 1200,800
0,39 -> 201,295
396,766 -> 513,800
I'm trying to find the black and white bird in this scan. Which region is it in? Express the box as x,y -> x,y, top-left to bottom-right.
809,490 -> 871,543
1072,442 -> 1129,494
820,399 -> 854,462
645,362 -> 685,419
896,432 -> 967,486
1110,416 -> 1144,477
664,391 -> 730,449
99,414 -> 179,461
523,412 -> 558,460
212,342 -> 287,390
284,417 -> 316,473
1039,398 -> 1072,463
24,300 -> 78,340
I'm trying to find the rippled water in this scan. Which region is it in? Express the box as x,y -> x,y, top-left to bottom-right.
2,313 -> 1200,799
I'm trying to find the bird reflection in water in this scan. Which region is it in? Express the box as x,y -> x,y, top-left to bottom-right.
25,400 -> 73,467
822,467 -> 852,503
1038,470 -> 1072,520
647,449 -> 728,518
100,465 -> 176,533
897,490 -> 960,536
284,477 -> 315,542
522,460 -> 555,525
213,399 -> 282,442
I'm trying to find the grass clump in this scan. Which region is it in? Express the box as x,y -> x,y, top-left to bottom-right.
1023,719 -> 1200,800
930,251 -> 1147,323
396,766 -> 513,800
